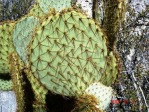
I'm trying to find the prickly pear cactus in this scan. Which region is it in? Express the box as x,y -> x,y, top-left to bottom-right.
37,0 -> 72,13
9,52 -> 26,112
13,16 -> 39,63
13,0 -> 66,64
0,0 -> 125,111
0,21 -> 15,73
101,52 -> 118,86
28,3 -> 46,19
28,8 -> 108,96
0,79 -> 12,90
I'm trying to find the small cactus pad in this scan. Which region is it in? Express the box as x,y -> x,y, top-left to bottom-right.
29,8 -> 108,96
101,52 -> 118,86
0,79 -> 12,90
13,16 -> 39,63
0,22 -> 15,73
37,0 -> 72,13
85,82 -> 113,110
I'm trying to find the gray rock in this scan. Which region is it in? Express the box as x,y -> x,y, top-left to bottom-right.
0,91 -> 16,112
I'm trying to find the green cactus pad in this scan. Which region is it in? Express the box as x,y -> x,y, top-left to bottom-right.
101,52 -> 118,86
28,3 -> 46,19
29,8 -> 108,97
37,0 -> 72,13
0,21 -> 15,73
0,79 -> 12,90
13,16 -> 39,63
9,52 -> 26,111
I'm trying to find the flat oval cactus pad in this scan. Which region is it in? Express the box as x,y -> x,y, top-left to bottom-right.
13,16 -> 39,63
29,8 -> 108,96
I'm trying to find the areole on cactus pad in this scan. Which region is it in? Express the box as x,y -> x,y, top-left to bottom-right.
28,8 -> 108,97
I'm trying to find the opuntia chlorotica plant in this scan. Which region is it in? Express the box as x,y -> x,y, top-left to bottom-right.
0,0 -> 126,112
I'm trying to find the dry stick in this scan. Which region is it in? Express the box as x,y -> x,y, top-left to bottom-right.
138,85 -> 149,111
130,69 -> 148,111
92,0 -> 100,23
131,72 -> 143,111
